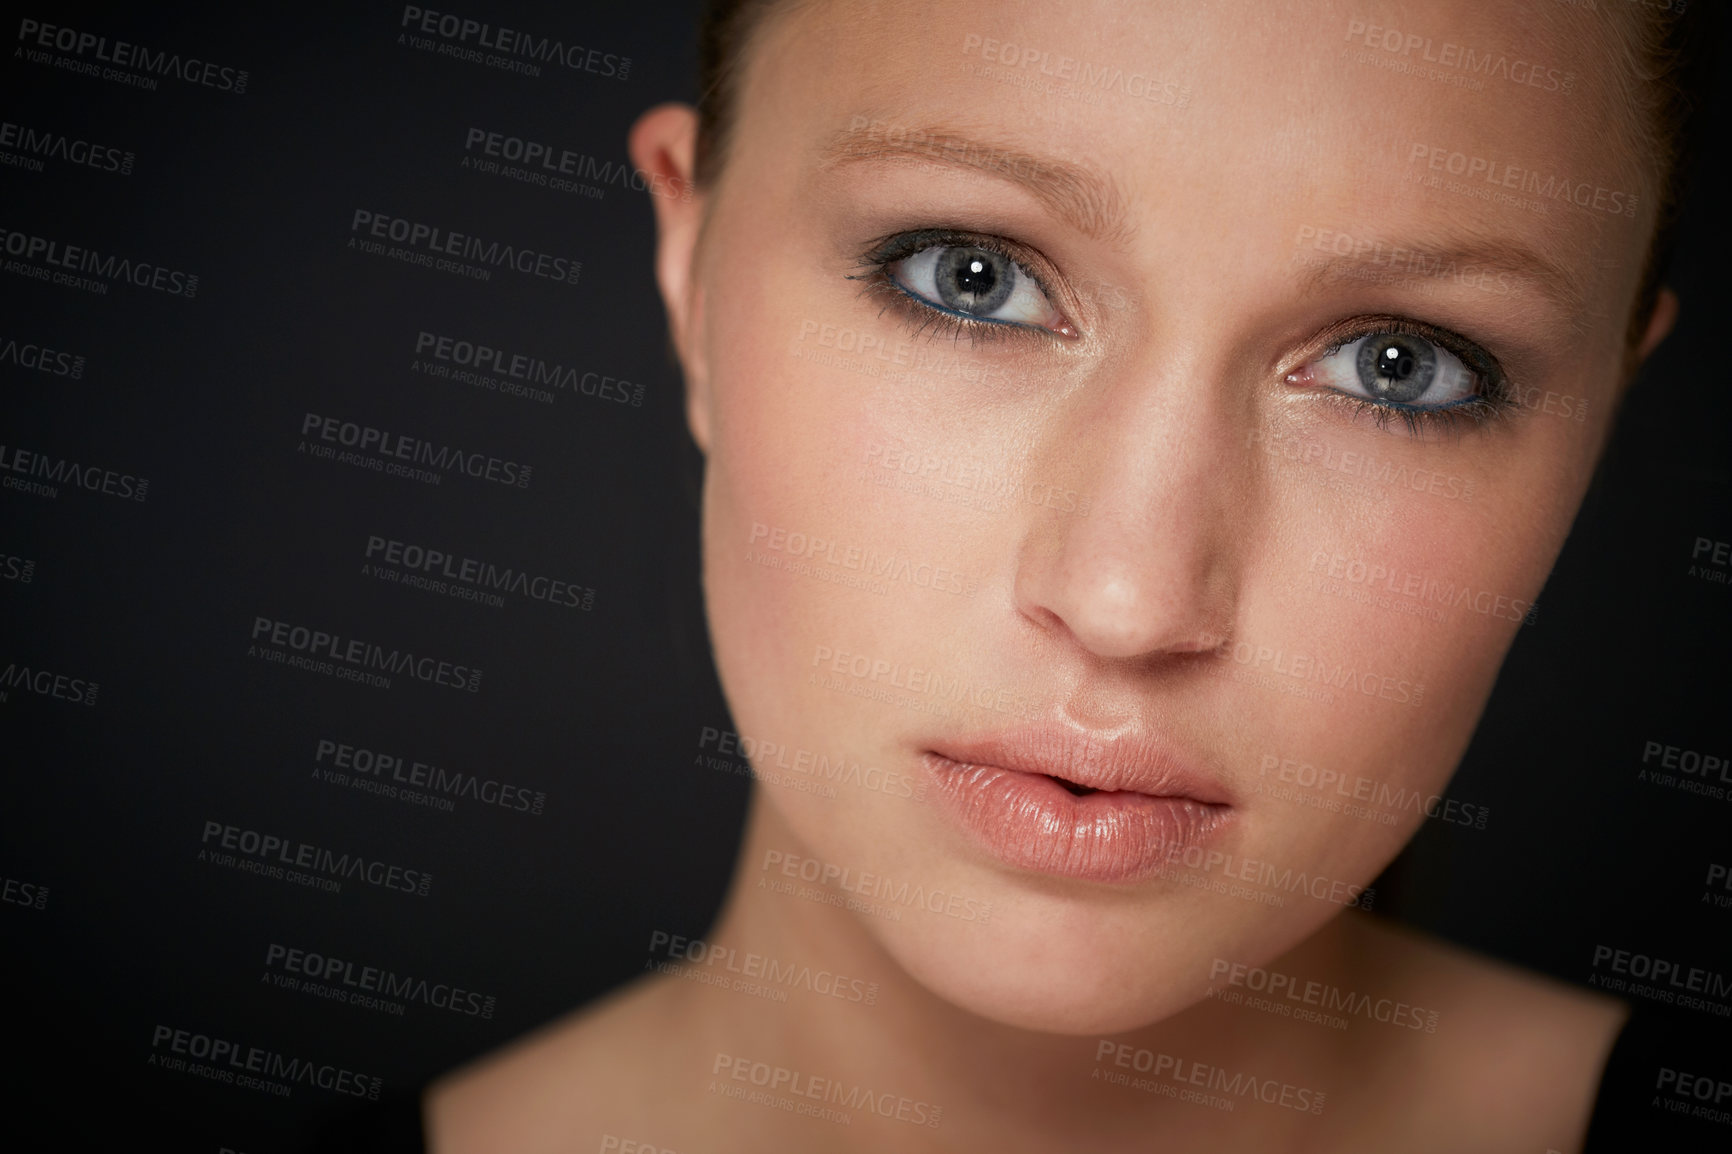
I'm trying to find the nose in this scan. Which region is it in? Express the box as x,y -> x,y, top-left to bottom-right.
1012,364 -> 1244,662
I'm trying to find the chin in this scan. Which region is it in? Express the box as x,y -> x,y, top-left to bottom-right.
872,897 -> 1229,1036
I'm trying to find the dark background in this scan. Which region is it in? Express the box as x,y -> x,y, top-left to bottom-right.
1,3 -> 1726,1150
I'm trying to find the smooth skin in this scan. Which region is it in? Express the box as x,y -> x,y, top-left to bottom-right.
432,1 -> 1678,1150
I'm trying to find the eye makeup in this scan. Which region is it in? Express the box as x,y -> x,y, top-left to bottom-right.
851,228 -> 1527,439
1284,316 -> 1519,437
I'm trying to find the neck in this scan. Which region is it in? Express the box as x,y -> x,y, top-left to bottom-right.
680,791 -> 1365,1151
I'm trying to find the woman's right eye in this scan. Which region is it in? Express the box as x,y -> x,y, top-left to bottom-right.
885,244 -> 1069,332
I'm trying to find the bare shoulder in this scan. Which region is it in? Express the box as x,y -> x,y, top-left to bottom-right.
426,973 -> 713,1154
1337,913 -> 1627,1154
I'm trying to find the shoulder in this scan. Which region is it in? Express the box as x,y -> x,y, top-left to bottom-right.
1337,913 -> 1627,1154
426,974 -> 711,1154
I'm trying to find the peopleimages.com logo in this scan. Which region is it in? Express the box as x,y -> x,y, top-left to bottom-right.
397,6 -> 630,80
16,18 -> 250,93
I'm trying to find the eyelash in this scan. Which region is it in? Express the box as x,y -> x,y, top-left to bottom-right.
1301,317 -> 1517,438
848,228 -> 1064,345
849,230 -> 1518,438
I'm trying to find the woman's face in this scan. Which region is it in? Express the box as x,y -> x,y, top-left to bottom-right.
673,0 -> 1658,1033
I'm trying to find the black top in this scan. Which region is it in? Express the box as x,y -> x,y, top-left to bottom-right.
313,1090 -> 427,1154
1582,1004 -> 1732,1153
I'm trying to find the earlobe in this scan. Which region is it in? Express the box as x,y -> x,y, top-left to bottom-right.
1635,287 -> 1679,363
628,103 -> 712,451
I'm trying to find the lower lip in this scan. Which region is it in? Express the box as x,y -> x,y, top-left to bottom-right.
922,753 -> 1230,884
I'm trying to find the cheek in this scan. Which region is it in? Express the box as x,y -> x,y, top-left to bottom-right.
1230,429 -> 1577,879
697,214 -> 1022,747
701,334 -> 903,717
696,255 -> 959,846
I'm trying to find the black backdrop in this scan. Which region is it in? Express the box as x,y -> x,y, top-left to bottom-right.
1,3 -> 1727,1150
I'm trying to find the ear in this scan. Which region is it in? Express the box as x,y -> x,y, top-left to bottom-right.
1634,286 -> 1679,363
629,103 -> 713,452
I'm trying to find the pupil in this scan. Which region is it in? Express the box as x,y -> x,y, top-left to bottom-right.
1354,333 -> 1436,403
1380,345 -> 1415,380
936,247 -> 1015,315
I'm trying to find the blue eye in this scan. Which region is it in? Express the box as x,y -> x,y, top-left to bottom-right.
1285,322 -> 1516,435
1306,331 -> 1483,410
885,244 -> 1067,331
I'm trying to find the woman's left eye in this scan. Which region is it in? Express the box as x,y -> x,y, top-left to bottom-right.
885,245 -> 1067,331
1299,330 -> 1486,410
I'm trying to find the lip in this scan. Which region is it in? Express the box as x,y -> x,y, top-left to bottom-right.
922,725 -> 1233,884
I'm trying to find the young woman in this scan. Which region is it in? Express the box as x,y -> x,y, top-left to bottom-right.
429,1 -> 1701,1149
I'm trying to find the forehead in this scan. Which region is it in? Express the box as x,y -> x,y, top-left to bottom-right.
735,0 -> 1651,302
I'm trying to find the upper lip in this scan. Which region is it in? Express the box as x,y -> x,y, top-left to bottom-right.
925,723 -> 1233,805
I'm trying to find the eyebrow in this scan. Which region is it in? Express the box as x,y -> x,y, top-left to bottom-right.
819,123 -> 1131,246
1292,233 -> 1590,321
821,125 -> 1590,321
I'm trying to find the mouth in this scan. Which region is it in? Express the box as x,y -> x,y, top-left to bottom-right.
920,727 -> 1233,883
